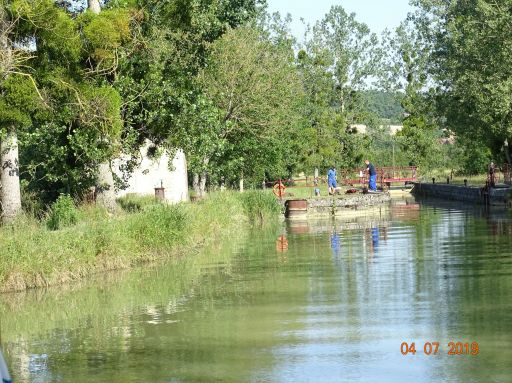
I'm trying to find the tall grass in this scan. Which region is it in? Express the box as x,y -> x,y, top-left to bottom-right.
116,194 -> 156,212
0,191 -> 281,292
238,190 -> 282,223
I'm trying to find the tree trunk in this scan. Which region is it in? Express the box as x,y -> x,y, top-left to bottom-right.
1,130 -> 22,224
504,139 -> 511,165
198,157 -> 209,197
83,2 -> 116,212
239,172 -> 244,193
87,0 -> 101,14
199,171 -> 207,197
193,173 -> 200,197
96,161 -> 117,213
1,11 -> 20,224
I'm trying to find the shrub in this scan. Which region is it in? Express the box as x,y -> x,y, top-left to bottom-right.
117,194 -> 157,213
21,188 -> 45,219
46,194 -> 79,230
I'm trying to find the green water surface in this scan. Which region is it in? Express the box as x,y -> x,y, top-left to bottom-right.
1,198 -> 511,382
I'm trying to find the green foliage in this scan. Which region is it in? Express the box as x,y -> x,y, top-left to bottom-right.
20,187 -> 46,219
414,0 -> 512,162
0,191 -> 278,291
179,25 -> 305,185
0,75 -> 41,129
297,8 -> 380,173
46,194 -> 79,230
396,120 -> 443,171
9,0 -> 81,62
448,137 -> 493,176
19,81 -> 123,203
127,203 -> 188,250
79,8 -> 132,71
115,0 -> 265,145
362,90 -> 403,124
78,83 -> 123,141
117,194 -> 156,213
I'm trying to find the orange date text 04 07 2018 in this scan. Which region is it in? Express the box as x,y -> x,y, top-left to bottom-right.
400,342 -> 479,356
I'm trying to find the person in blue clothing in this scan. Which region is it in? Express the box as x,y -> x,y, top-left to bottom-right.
327,166 -> 337,195
365,159 -> 377,191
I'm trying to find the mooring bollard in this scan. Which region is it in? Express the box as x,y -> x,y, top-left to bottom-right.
432,178 -> 436,184
464,179 -> 467,187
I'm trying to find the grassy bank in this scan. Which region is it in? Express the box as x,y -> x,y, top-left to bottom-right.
0,191 -> 281,293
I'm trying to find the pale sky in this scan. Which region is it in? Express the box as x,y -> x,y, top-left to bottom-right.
266,0 -> 414,40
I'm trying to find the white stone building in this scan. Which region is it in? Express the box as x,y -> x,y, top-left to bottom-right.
350,124 -> 403,135
114,141 -> 189,203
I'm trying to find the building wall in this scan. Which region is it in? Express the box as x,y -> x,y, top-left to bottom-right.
114,142 -> 189,203
350,124 -> 403,135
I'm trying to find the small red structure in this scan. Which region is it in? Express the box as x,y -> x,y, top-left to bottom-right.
341,166 -> 417,189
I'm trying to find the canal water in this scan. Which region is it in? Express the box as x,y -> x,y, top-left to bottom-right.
1,198 -> 511,383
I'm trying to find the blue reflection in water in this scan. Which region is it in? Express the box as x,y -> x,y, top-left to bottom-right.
371,227 -> 379,254
330,231 -> 341,261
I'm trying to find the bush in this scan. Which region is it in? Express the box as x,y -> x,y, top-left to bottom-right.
117,194 -> 157,213
46,194 -> 79,231
21,188 -> 45,219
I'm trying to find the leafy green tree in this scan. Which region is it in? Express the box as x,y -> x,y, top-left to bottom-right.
115,0 -> 266,145
312,6 -> 381,118
112,0 -> 267,194
0,0 -> 131,217
187,26 -> 305,192
1,0 -> 80,222
413,0 -> 512,164
77,0 -> 128,212
380,18 -> 444,171
448,136 -> 492,176
296,6 -> 380,173
362,90 -> 404,124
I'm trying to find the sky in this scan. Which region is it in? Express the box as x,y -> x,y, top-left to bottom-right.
266,0 -> 414,40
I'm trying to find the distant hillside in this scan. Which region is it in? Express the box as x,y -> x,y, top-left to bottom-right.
362,90 -> 404,124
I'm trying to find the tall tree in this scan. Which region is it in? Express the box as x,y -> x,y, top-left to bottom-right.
0,1 -> 65,223
0,4 -> 21,223
381,18 -> 442,170
312,6 -> 381,119
177,26 -> 305,192
16,0 -> 130,207
84,0 -> 118,212
115,0 -> 266,195
296,5 -> 379,172
414,0 -> 512,164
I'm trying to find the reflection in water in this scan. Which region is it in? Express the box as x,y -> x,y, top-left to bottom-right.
1,199 -> 512,382
276,235 -> 289,253
390,200 -> 420,220
330,229 -> 341,261
371,227 -> 379,253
